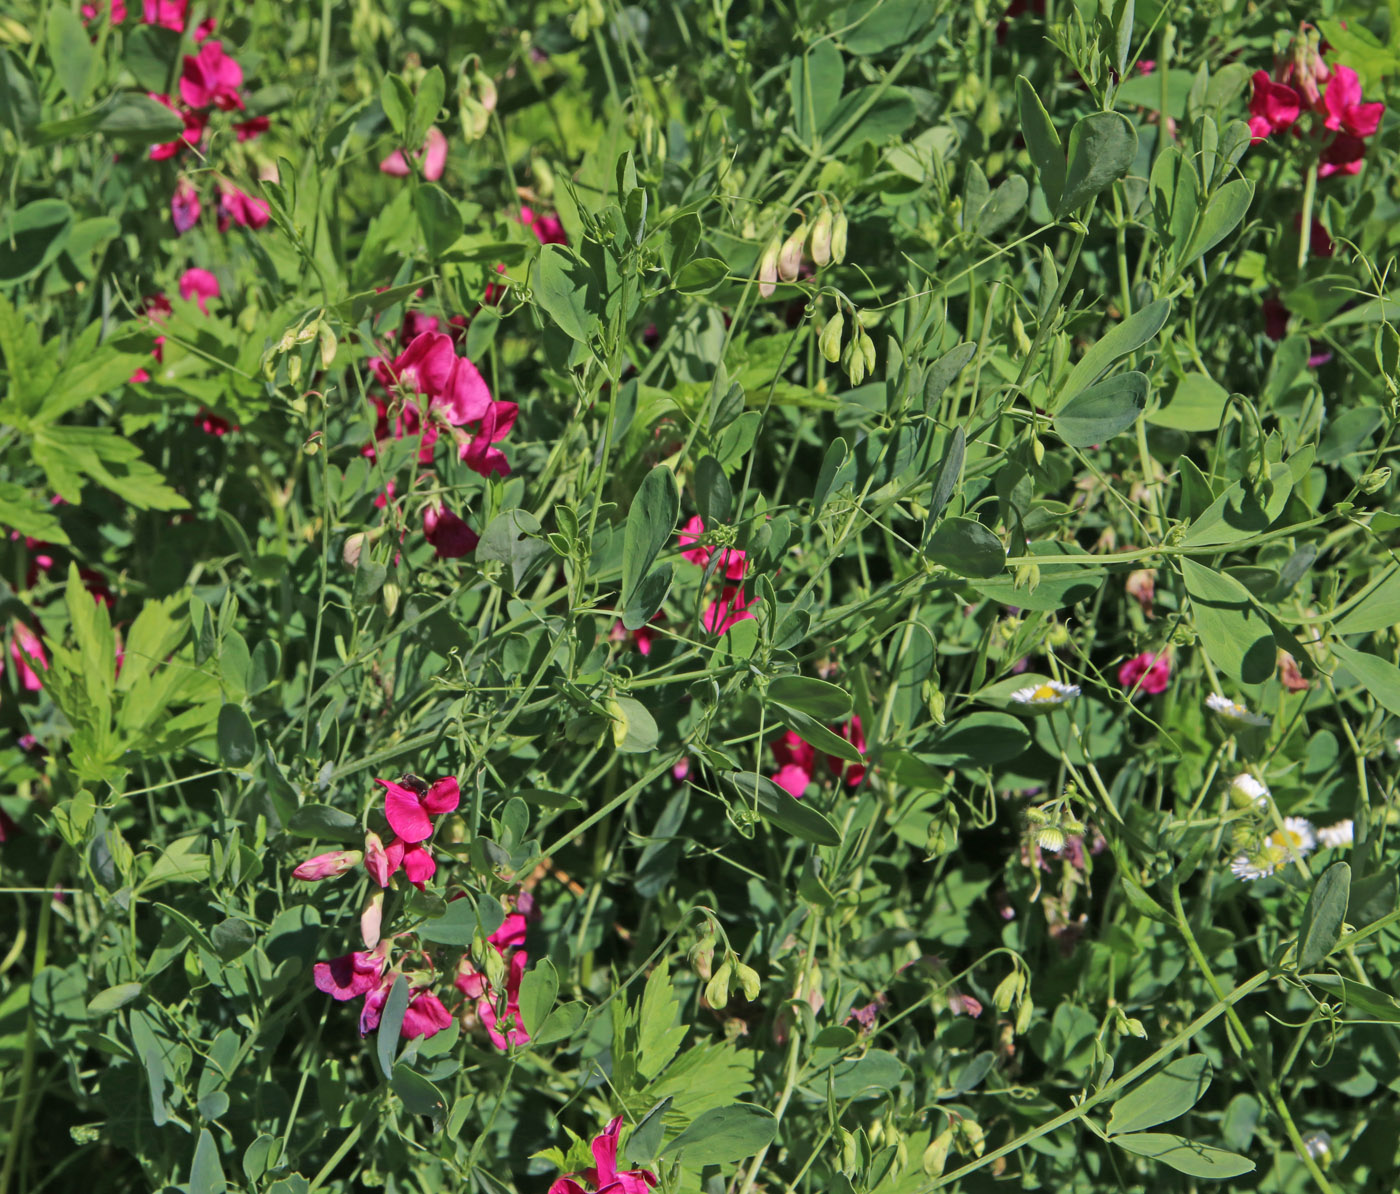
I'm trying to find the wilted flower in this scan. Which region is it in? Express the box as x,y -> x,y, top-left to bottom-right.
1125,568 -> 1155,616
1278,650 -> 1310,691
1206,693 -> 1271,727
1317,819 -> 1353,849
1010,680 -> 1080,709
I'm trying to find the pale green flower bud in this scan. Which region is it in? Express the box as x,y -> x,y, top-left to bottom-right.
704,960 -> 732,1009
758,237 -> 781,298
820,311 -> 844,362
734,962 -> 761,1001
778,221 -> 807,282
830,209 -> 848,262
808,206 -> 834,266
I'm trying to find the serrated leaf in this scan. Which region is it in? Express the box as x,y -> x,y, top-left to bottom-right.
636,961 -> 686,1080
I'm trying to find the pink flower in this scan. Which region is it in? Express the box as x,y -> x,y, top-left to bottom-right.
826,715 -> 866,787
178,267 -> 220,314
379,774 -> 460,843
1319,131 -> 1367,177
1118,651 -> 1171,696
423,504 -> 479,558
363,830 -> 437,889
217,186 -> 270,232
10,622 -> 47,691
479,951 -> 530,1050
363,831 -> 397,886
1262,297 -> 1290,341
1321,64 -> 1385,137
459,401 -> 517,477
171,180 -> 201,234
549,1117 -> 659,1194
948,992 -> 983,1018
234,115 -> 270,141
678,516 -> 747,581
402,990 -> 454,1039
81,0 -> 128,25
520,206 -> 567,246
359,977 -> 392,1035
1294,213 -> 1333,258
147,93 -> 206,159
179,41 -> 244,111
196,409 -> 235,435
292,850 -> 361,881
313,950 -> 385,1001
1247,70 -> 1301,141
772,731 -> 816,796
143,0 -> 187,33
702,586 -> 756,635
389,331 -> 457,397
456,957 -> 489,998
380,127 -> 449,181
489,912 -> 528,954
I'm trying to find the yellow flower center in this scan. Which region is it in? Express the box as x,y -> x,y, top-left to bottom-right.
1033,684 -> 1058,701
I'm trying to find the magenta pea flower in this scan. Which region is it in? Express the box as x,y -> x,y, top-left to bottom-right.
459,400 -> 517,477
549,1117 -> 659,1194
679,515 -> 747,580
1322,64 -> 1385,137
478,950 -> 530,1050
10,622 -> 48,691
772,731 -> 816,796
147,93 -> 206,159
1247,71 -> 1301,141
178,268 -> 220,314
379,775 -> 459,843
402,990 -> 454,1039
292,849 -> 362,880
179,41 -> 245,110
171,180 -> 201,234
702,586 -> 756,635
489,911 -> 528,954
218,186 -> 270,232
520,205 -> 567,246
1118,651 -> 1171,696
380,126 -> 449,181
827,715 -> 867,787
313,950 -> 385,1002
234,115 -> 269,141
364,830 -> 437,891
423,504 -> 479,558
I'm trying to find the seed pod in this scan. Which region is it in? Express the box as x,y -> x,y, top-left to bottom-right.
381,580 -> 400,618
819,311 -> 844,362
295,320 -> 320,344
778,221 -> 807,282
830,209 -> 848,262
808,206 -> 834,266
757,237 -> 781,298
1015,996 -> 1034,1034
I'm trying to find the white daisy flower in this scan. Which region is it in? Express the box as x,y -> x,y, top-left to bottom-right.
1206,693 -> 1272,727
1270,817 -> 1317,858
1317,819 -> 1354,849
1228,773 -> 1270,808
1231,852 -> 1280,881
1011,680 -> 1080,709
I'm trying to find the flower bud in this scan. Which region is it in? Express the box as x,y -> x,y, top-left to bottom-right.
953,1118 -> 986,1158
758,237 -> 781,298
860,329 -> 876,375
474,69 -> 497,113
1016,996 -> 1034,1034
1124,1016 -> 1147,1038
830,210 -> 848,262
820,311 -> 844,362
319,328 -> 338,369
808,206 -> 834,266
361,889 -> 384,949
992,969 -> 1023,1013
287,354 -> 303,385
1036,826 -> 1066,853
364,831 -> 395,888
343,532 -> 368,569
292,849 -> 363,881
382,580 -> 400,618
922,1130 -> 953,1178
691,931 -> 716,980
734,962 -> 761,1001
777,222 -> 807,282
843,337 -> 865,385
1360,467 -> 1392,494
704,960 -> 732,1009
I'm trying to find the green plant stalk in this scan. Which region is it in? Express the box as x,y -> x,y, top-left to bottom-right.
0,850 -> 66,1194
928,968 -> 1274,1189
1297,158 -> 1319,271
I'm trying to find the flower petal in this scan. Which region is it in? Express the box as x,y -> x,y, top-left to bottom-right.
422,776 -> 460,815
379,779 -> 432,842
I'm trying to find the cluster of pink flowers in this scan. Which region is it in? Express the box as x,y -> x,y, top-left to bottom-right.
144,33 -> 271,236
82,0 -> 213,37
679,515 -> 757,635
1248,27 -> 1385,175
771,716 -> 866,796
299,776 -> 541,1048
548,1118 -> 658,1194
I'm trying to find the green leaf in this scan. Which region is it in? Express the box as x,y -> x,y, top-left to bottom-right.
766,676 -> 852,720
518,957 -> 559,1038
380,74 -> 411,136
1148,372 -> 1228,431
1304,974 -> 1400,1022
926,517 -> 1006,579
217,704 -> 257,768
0,48 -> 40,136
477,508 -> 548,591
414,184 -> 462,257
1111,1133 -> 1253,1178
46,6 -> 95,105
0,482 -> 70,544
1058,111 -> 1138,216
410,66 -> 444,144
825,85 -> 916,148
1331,642 -> 1400,718
608,696 -> 659,754
621,466 -> 679,612
694,455 -> 731,525
392,1064 -> 447,1130
97,92 -> 186,141
189,1128 -> 227,1194
1297,862 -> 1351,971
1180,559 -> 1276,684
1333,567 -> 1400,635
1059,300 -> 1169,406
535,244 -> 599,342
211,917 -> 255,962
636,960 -> 687,1080
622,564 -> 672,632
377,975 -> 410,1080
667,1103 -> 778,1166
923,344 -> 977,413
1180,178 -> 1254,265
242,1136 -> 282,1184
124,24 -> 181,92
812,437 -> 852,512
976,175 -> 1028,236
773,706 -> 863,765
674,257 -> 729,293
720,771 -> 842,846
141,836 -> 210,891
416,899 -> 479,946
625,1099 -> 672,1164
286,804 -> 361,842
86,982 -> 143,1015
919,711 -> 1030,767
923,426 -> 966,532
1016,76 -> 1064,211
790,40 -> 845,143
533,1000 -> 588,1046
1106,1056 -> 1212,1135
0,199 -> 73,284
1053,372 -> 1148,448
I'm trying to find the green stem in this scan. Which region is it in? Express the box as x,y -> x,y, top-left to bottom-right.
1297,158 -> 1319,271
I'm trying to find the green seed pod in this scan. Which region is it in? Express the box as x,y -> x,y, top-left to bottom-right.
287,353 -> 303,385
820,311 -> 844,362
830,209 -> 848,262
808,206 -> 834,266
